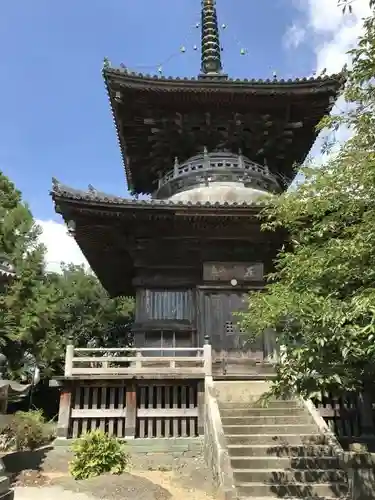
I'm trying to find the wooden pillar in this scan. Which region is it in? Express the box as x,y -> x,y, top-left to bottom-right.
56,386 -> 72,438
125,382 -> 137,439
197,380 -> 205,436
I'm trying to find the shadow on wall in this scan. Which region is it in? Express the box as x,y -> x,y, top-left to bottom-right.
342,452 -> 375,500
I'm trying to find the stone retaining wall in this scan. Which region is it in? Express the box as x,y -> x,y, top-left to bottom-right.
341,452 -> 375,500
204,376 -> 236,500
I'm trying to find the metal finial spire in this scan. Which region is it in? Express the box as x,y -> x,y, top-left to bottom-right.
199,0 -> 226,79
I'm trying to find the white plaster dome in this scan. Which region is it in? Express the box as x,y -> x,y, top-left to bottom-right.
168,181 -> 268,204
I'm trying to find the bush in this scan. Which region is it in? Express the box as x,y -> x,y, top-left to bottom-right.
0,409 -> 54,451
69,430 -> 130,480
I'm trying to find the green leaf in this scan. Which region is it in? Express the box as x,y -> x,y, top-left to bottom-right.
238,9 -> 375,397
0,171 -> 134,380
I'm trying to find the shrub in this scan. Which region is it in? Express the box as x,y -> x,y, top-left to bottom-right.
0,409 -> 54,451
69,430 -> 130,480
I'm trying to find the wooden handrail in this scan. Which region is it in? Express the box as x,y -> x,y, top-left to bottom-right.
72,356 -> 201,363
74,347 -> 203,352
64,344 -> 212,377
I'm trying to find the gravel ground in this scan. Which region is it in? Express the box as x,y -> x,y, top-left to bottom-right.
15,485 -> 97,500
8,446 -> 217,500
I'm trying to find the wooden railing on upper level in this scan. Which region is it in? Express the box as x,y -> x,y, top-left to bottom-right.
64,344 -> 212,378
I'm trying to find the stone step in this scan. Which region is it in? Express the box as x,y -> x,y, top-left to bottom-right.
237,496 -> 349,500
224,424 -> 318,435
230,456 -> 340,470
219,400 -> 301,410
222,417 -> 314,428
228,444 -> 335,457
235,481 -> 348,497
220,413 -> 311,424
225,433 -> 322,446
0,476 -> 10,495
221,408 -> 307,417
232,468 -> 347,484
223,422 -> 317,432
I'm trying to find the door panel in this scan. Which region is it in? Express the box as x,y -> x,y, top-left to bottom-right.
198,290 -> 265,359
199,292 -> 246,350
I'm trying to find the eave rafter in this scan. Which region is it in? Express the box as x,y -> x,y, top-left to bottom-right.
51,182 -> 273,297
103,67 -> 343,194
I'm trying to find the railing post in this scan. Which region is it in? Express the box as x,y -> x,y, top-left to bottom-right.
170,343 -> 176,368
135,350 -> 142,369
203,335 -> 212,376
173,156 -> 179,178
65,344 -> 74,377
102,352 -> 108,370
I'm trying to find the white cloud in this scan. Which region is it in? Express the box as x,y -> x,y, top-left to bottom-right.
283,23 -> 306,49
285,0 -> 371,166
36,219 -> 89,273
298,0 -> 371,74
314,14 -> 370,74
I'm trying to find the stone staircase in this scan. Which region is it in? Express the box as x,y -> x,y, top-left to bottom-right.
217,389 -> 349,499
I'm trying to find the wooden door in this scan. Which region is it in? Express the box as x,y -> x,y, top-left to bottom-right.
198,290 -> 265,362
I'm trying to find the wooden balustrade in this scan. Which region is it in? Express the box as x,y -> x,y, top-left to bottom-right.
64,344 -> 212,378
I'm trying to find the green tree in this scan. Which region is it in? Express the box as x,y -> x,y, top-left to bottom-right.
338,0 -> 375,14
239,10 -> 375,399
0,171 -> 58,377
0,172 -> 134,379
45,264 -> 134,375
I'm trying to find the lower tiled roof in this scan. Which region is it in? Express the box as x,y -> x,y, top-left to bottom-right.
51,178 -> 267,209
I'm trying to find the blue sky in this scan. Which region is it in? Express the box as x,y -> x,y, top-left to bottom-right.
1,0 -> 370,268
0,0 -> 318,222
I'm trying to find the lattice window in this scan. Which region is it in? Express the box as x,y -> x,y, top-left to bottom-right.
225,321 -> 245,335
225,321 -> 234,335
224,321 -> 246,349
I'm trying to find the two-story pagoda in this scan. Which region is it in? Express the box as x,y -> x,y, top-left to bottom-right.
52,0 -> 343,374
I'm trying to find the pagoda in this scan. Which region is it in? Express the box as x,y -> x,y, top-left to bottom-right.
52,0 -> 343,371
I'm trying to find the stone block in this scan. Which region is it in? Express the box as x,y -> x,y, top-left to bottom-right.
0,476 -> 12,500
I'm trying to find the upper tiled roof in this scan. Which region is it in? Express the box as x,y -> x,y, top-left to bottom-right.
102,62 -> 345,194
103,62 -> 345,90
